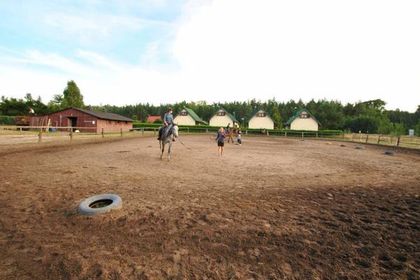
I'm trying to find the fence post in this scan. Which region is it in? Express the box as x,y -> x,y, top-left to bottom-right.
154,128 -> 156,136
38,129 -> 42,143
246,130 -> 248,135
102,128 -> 104,138
20,127 -> 22,133
396,136 -> 400,147
365,134 -> 369,143
377,135 -> 381,144
69,129 -> 73,142
316,132 -> 318,138
206,128 -> 208,133
141,128 -> 144,136
120,128 -> 123,137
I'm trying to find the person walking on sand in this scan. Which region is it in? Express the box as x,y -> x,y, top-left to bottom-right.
216,127 -> 226,156
237,130 -> 242,145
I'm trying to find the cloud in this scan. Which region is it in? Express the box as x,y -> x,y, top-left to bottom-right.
76,50 -> 124,71
0,65 -> 68,101
42,12 -> 171,44
171,0 -> 420,110
1,0 -> 419,112
0,48 -> 178,105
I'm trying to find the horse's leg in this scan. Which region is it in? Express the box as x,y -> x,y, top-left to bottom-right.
160,141 -> 164,160
167,141 -> 171,161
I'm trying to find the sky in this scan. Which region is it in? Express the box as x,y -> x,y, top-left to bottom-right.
0,0 -> 419,112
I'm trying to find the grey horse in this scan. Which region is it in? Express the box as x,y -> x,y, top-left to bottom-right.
159,124 -> 179,160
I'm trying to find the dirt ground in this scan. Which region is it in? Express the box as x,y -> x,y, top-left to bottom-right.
0,135 -> 419,279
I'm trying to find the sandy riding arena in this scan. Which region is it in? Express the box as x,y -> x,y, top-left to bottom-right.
0,135 -> 419,279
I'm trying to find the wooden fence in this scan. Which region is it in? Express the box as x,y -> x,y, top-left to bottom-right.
0,125 -> 149,144
1,125 -> 420,149
344,133 -> 420,149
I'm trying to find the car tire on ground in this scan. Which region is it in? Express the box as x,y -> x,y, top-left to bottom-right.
78,194 -> 122,216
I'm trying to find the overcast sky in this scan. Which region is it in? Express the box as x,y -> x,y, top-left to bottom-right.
0,0 -> 419,111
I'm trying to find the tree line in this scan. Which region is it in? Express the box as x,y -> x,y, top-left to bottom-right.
1,81 -> 419,135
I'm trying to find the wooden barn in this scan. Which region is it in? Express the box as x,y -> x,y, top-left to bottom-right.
248,110 -> 274,130
209,109 -> 238,128
30,107 -> 133,133
174,107 -> 207,126
286,109 -> 319,131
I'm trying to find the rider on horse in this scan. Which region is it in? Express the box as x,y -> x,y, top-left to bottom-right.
158,107 -> 175,141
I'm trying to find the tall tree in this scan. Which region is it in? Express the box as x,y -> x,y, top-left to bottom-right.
47,94 -> 64,112
266,99 -> 282,128
0,94 -> 48,115
0,96 -> 29,115
62,80 -> 84,108
271,106 -> 282,129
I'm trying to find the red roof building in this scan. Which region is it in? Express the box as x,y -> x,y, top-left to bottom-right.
146,115 -> 162,123
30,107 -> 133,133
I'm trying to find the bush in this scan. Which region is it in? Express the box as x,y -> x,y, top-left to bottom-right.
0,115 -> 16,125
133,122 -> 214,129
133,122 -> 161,128
390,123 -> 406,136
415,123 -> 420,136
344,116 -> 379,133
132,122 -> 342,136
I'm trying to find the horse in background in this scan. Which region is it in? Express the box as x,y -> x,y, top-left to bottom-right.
159,124 -> 179,160
225,127 -> 239,143
224,122 -> 240,144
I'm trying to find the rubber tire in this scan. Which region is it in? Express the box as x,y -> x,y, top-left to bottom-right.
78,194 -> 122,216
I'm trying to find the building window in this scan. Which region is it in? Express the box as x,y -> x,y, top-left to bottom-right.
300,112 -> 309,119
257,112 -> 266,117
180,110 -> 188,116
217,110 -> 226,116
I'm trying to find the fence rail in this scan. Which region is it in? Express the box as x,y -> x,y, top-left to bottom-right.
1,125 -> 419,149
344,133 -> 420,149
0,125 -> 146,144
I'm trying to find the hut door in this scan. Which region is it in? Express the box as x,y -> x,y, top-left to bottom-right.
68,117 -> 77,131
